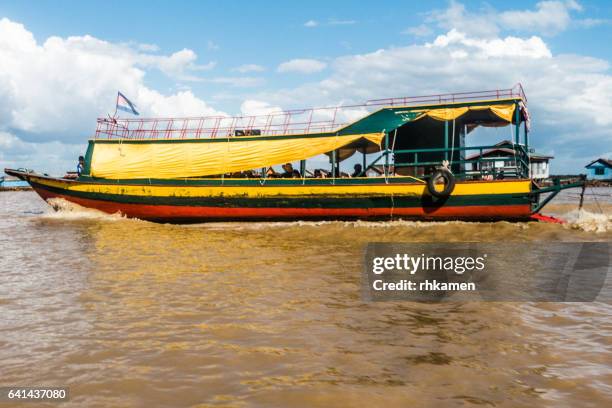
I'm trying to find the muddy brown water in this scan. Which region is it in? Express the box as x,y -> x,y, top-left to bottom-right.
0,189 -> 610,407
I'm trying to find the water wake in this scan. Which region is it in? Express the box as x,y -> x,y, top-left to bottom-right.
41,198 -> 131,222
39,198 -> 610,233
561,209 -> 611,233
192,218 -> 522,231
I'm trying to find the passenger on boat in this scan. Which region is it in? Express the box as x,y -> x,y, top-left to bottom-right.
77,156 -> 85,176
281,163 -> 301,178
351,164 -> 363,177
230,170 -> 257,178
313,169 -> 328,178
266,167 -> 280,178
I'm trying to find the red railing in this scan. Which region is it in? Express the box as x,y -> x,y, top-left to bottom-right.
366,83 -> 527,107
94,84 -> 527,140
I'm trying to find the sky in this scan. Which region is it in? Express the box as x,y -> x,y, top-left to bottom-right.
0,0 -> 611,175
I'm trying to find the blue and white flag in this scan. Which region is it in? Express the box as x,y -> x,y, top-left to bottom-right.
116,91 -> 139,115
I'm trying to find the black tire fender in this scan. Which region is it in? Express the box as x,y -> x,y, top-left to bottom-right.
427,168 -> 455,198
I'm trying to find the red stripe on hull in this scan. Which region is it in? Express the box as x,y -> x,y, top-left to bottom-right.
33,187 -> 532,222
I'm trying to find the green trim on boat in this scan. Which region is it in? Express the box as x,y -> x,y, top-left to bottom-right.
83,140 -> 94,175
74,174 -> 529,187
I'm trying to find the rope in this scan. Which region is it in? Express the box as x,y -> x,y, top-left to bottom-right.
224,132 -> 230,180
510,123 -> 518,177
567,192 -> 610,197
403,175 -> 426,184
449,118 -> 456,165
381,128 -> 389,184
388,129 -> 398,179
590,187 -> 604,214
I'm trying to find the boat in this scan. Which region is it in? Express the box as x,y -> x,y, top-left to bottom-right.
4,85 -> 583,223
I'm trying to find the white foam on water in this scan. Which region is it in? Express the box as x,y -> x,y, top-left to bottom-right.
188,219 -> 442,230
188,218 -> 521,231
561,208 -> 611,233
346,219 -> 481,229
40,198 -> 133,222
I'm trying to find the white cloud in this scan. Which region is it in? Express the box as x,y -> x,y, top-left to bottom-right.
304,18 -> 356,28
428,29 -> 552,59
328,19 -> 356,26
339,40 -> 352,50
149,48 -> 216,81
137,89 -> 224,118
0,17 -> 222,145
232,63 -> 266,73
499,0 -> 582,35
0,132 -> 83,175
277,58 -> 327,74
402,24 -> 433,37
207,40 -> 220,51
427,1 -> 500,37
240,100 -> 283,116
206,76 -> 265,87
426,0 -> 584,37
137,43 -> 159,52
574,17 -> 611,28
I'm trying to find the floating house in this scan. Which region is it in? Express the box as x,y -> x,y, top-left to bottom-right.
0,175 -> 31,190
530,153 -> 553,180
465,140 -> 553,180
585,158 -> 612,181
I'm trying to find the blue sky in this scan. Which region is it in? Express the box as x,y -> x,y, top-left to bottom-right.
0,0 -> 611,174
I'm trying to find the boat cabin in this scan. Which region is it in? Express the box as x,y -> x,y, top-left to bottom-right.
464,140 -> 553,180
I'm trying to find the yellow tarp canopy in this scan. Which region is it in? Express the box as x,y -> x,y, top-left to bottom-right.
413,104 -> 516,123
90,133 -> 384,179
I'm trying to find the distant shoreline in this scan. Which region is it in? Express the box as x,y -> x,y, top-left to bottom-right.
0,187 -> 32,191
586,180 -> 612,187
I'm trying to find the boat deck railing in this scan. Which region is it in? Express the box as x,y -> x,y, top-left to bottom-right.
94,84 -> 527,140
366,83 -> 526,108
366,142 -> 531,180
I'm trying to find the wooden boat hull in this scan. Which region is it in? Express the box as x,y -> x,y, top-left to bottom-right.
6,170 -> 534,223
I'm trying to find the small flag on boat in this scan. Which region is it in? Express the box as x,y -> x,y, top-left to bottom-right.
116,91 -> 139,115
